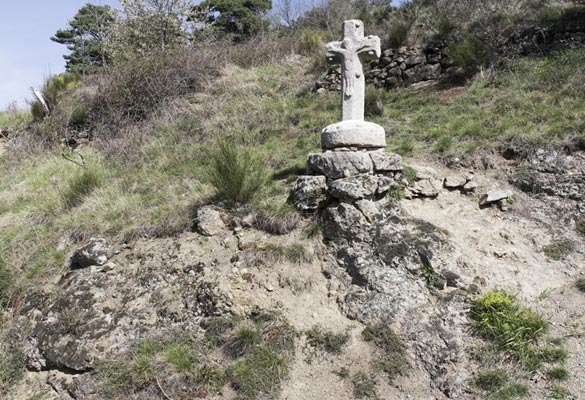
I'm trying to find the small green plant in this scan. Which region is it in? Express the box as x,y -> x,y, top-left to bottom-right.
228,326 -> 262,358
0,340 -> 25,394
474,369 -> 508,392
203,316 -> 239,346
470,291 -> 548,363
263,243 -> 312,264
491,383 -> 528,400
401,166 -> 417,185
547,367 -> 569,381
543,240 -> 575,261
306,325 -> 349,354
206,139 -> 268,207
362,323 -> 408,382
549,385 -> 571,399
334,366 -> 350,379
164,341 -> 198,372
435,15 -> 457,37
576,277 -> 585,292
228,346 -> 289,399
352,371 -> 378,399
62,166 -> 102,208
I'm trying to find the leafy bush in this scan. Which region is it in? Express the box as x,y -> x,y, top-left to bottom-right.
387,18 -> 412,48
448,35 -> 489,69
206,139 -> 268,206
306,325 -> 349,354
30,73 -> 82,122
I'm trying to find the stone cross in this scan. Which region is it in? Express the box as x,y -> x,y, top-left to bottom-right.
326,20 -> 381,121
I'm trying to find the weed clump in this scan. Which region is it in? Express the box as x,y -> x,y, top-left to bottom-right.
352,371 -> 378,399
470,291 -> 548,363
306,325 -> 349,354
474,369 -> 508,392
543,240 -> 575,261
254,203 -> 301,235
576,277 -> 585,292
206,139 -> 268,207
547,367 -> 569,381
0,340 -> 25,395
62,166 -> 102,208
492,383 -> 528,400
362,323 -> 408,383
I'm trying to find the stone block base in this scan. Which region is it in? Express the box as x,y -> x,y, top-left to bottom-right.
321,120 -> 386,150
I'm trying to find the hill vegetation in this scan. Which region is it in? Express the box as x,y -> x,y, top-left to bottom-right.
1,0 -> 584,398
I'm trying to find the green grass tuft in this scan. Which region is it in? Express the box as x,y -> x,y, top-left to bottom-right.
543,240 -> 576,261
474,369 -> 509,392
352,370 -> 378,399
547,367 -> 569,381
206,139 -> 268,207
470,291 -> 548,365
362,323 -> 408,383
549,385 -> 571,399
228,326 -> 262,358
228,346 -> 289,399
62,166 -> 102,208
576,277 -> 585,293
306,325 -> 349,354
491,383 -> 528,400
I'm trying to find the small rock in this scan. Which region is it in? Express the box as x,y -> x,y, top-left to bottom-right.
411,179 -> 441,198
369,150 -> 403,172
479,190 -> 513,207
69,238 -> 113,269
462,180 -> 478,194
195,206 -> 226,236
444,175 -> 468,189
290,175 -> 328,212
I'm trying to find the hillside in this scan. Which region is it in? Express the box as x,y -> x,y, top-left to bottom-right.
1,1 -> 585,399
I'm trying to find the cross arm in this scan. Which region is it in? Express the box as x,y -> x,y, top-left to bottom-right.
325,40 -> 345,64
356,35 -> 381,62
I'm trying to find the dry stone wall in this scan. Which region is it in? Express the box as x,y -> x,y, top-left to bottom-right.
317,42 -> 451,91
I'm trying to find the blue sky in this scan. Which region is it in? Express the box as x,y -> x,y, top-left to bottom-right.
0,1 -> 120,109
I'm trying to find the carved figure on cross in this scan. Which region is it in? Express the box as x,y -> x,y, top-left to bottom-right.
326,20 -> 381,121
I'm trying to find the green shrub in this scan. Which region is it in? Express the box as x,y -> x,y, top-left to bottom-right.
299,29 -> 322,56
387,18 -> 411,48
449,35 -> 489,69
474,369 -> 508,392
435,15 -> 457,37
62,166 -> 102,208
306,325 -> 349,354
206,140 -> 268,207
30,73 -> 82,122
362,323 -> 408,382
543,240 -> 575,260
470,291 -> 548,366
